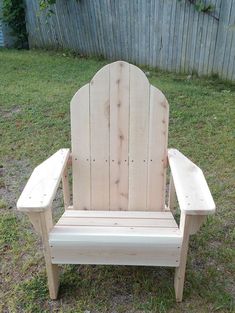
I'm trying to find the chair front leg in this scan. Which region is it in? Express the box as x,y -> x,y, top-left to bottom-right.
174,212 -> 207,302
27,209 -> 60,299
174,212 -> 191,302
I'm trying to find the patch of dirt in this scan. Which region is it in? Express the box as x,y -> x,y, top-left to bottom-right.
225,279 -> 235,300
0,157 -> 64,215
1,106 -> 22,118
0,158 -> 31,210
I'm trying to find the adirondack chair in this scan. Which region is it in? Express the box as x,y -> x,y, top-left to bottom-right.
17,61 -> 215,302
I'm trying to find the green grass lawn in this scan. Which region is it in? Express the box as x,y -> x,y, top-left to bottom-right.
0,49 -> 234,313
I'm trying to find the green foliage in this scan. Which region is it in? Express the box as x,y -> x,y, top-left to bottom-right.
194,1 -> 215,13
39,0 -> 56,9
39,0 -> 56,14
1,0 -> 28,48
178,0 -> 218,20
39,0 -> 79,12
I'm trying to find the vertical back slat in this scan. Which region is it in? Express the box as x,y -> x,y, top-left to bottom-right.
109,61 -> 130,211
71,84 -> 90,210
128,65 -> 150,210
147,86 -> 169,211
90,64 -> 110,210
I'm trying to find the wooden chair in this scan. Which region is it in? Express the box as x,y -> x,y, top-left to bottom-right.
17,61 -> 215,302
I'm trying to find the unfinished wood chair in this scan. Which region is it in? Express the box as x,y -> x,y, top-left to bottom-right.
17,61 -> 215,302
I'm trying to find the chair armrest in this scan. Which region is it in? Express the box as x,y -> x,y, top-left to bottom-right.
17,149 -> 70,213
168,149 -> 215,215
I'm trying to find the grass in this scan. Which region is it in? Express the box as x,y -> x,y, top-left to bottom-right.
0,49 -> 234,313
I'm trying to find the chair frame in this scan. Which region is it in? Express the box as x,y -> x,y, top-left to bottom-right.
17,62 -> 215,302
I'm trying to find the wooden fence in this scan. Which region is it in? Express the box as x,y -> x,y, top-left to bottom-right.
25,0 -> 235,81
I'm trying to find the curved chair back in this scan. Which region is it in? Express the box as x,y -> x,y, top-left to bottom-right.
71,61 -> 169,211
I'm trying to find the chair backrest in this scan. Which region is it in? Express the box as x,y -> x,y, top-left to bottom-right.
71,61 -> 169,211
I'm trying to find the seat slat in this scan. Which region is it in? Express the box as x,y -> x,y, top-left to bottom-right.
50,226 -> 181,241
62,209 -> 174,219
56,217 -> 178,228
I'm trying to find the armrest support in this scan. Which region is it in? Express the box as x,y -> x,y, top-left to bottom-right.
17,149 -> 70,212
168,149 -> 215,215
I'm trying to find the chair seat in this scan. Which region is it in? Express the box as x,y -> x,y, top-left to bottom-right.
49,210 -> 182,267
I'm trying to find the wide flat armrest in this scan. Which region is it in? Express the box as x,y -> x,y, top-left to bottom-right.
168,149 -> 215,215
17,149 -> 70,212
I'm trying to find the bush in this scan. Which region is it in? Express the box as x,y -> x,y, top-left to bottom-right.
1,0 -> 28,48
